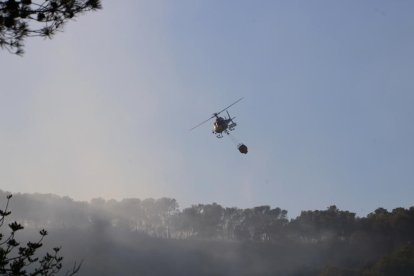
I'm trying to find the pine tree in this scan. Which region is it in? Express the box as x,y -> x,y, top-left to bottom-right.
0,0 -> 101,55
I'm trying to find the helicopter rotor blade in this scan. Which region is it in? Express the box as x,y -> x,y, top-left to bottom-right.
215,97 -> 244,116
189,114 -> 215,131
189,97 -> 243,131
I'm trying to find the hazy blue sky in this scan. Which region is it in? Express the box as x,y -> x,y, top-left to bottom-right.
1,1 -> 414,217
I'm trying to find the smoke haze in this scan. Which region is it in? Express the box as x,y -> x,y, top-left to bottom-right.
2,190 -> 414,275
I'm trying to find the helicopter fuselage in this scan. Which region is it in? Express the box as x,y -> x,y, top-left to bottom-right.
212,116 -> 237,138
213,117 -> 228,134
189,97 -> 243,139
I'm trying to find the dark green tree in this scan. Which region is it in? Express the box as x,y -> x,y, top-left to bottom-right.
0,0 -> 102,55
362,244 -> 414,276
0,194 -> 80,275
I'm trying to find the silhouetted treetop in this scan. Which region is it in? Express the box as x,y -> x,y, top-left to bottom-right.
0,194 -> 81,275
0,0 -> 102,55
1,189 -> 414,275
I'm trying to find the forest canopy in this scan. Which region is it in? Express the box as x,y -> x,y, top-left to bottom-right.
1,190 -> 413,275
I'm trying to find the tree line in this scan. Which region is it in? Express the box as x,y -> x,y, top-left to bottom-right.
3,190 -> 414,244
2,190 -> 414,275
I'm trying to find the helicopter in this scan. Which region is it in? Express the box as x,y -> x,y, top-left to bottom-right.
190,97 -> 243,138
